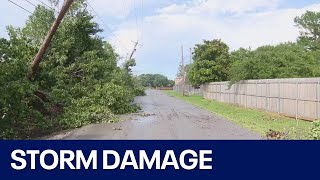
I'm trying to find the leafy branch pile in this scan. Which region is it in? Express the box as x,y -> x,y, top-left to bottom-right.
0,1 -> 144,139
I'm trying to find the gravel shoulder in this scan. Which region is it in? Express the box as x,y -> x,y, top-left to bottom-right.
61,90 -> 261,140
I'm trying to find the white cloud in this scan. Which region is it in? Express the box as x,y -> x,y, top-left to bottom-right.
157,4 -> 188,14
110,0 -> 320,79
89,0 -> 136,19
190,0 -> 280,14
2,0 -> 320,79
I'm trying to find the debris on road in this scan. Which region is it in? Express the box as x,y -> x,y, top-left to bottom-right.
113,127 -> 123,131
63,90 -> 261,140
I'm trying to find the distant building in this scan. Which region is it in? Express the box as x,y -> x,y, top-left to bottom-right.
175,76 -> 184,86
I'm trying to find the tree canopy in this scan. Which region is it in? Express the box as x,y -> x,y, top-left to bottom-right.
138,74 -> 174,87
0,1 -> 143,139
187,39 -> 231,86
295,11 -> 320,51
228,43 -> 318,84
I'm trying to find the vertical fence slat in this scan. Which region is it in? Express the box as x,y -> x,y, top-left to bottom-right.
234,84 -> 237,105
246,83 -> 248,108
265,82 -> 268,111
317,79 -> 319,120
296,82 -> 299,120
256,82 -> 258,109
278,81 -> 281,114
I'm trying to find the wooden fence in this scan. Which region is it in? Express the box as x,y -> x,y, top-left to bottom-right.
156,87 -> 173,90
173,85 -> 202,96
201,78 -> 320,121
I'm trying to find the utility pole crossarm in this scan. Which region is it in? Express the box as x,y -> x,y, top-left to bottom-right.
28,0 -> 74,80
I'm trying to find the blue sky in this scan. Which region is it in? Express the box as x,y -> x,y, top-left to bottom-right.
1,0 -> 320,80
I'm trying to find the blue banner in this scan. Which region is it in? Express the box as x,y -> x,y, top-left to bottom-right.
1,140 -> 319,179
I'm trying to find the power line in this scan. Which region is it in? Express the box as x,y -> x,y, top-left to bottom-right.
87,1 -> 130,51
8,0 -> 32,14
121,0 -> 127,15
36,0 -> 54,10
132,0 -> 144,43
140,0 -> 144,43
134,0 -> 139,40
87,3 -> 115,37
25,0 -> 36,7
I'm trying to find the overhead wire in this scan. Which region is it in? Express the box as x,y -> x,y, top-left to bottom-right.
8,0 -> 32,14
140,0 -> 144,44
86,1 -> 130,52
121,0 -> 127,15
132,0 -> 144,45
25,0 -> 37,7
36,0 -> 54,10
134,0 -> 139,41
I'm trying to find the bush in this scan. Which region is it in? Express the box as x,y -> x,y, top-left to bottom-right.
229,43 -> 317,84
134,86 -> 146,96
310,121 -> 320,140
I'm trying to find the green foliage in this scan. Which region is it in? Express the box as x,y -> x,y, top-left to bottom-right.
134,86 -> 146,96
229,43 -> 318,84
176,64 -> 191,77
124,59 -> 137,73
0,58 -> 43,139
59,96 -> 114,128
188,39 -> 231,87
0,1 -> 142,139
310,121 -> 320,140
177,64 -> 191,84
295,11 -> 320,51
168,80 -> 175,87
138,74 -> 173,87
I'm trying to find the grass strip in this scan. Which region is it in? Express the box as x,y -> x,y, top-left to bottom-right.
165,90 -> 312,139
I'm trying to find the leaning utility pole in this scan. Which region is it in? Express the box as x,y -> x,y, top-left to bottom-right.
181,46 -> 185,96
128,41 -> 139,60
28,0 -> 74,80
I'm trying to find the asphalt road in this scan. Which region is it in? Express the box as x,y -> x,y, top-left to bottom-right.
63,90 -> 261,140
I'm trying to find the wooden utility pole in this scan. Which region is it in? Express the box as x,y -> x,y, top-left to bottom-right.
181,46 -> 185,96
28,0 -> 74,80
128,41 -> 139,60
189,47 -> 192,64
